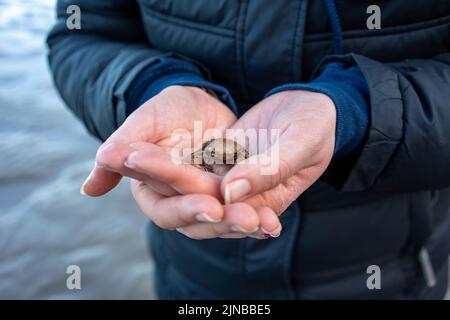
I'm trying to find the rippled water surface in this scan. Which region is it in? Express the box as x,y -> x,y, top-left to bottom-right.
0,0 -> 154,299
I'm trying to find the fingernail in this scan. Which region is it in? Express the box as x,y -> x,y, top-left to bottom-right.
230,225 -> 258,234
124,151 -> 140,168
195,212 -> 221,223
124,161 -> 134,168
261,227 -> 280,238
80,167 -> 95,196
263,233 -> 280,238
224,179 -> 251,204
80,184 -> 87,196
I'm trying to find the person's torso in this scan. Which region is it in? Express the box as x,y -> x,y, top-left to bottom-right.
139,0 -> 450,299
136,0 -> 450,110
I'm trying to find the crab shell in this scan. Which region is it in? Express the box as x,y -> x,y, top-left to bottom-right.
186,138 -> 249,173
189,149 -> 213,172
202,138 -> 249,165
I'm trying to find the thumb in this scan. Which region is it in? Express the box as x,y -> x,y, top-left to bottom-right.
79,109 -> 156,197
221,140 -> 307,204
80,141 -> 155,197
79,141 -> 136,197
80,163 -> 122,197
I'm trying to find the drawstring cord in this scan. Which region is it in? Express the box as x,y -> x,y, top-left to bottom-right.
323,0 -> 344,54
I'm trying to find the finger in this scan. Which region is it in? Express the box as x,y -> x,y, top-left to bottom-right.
257,207 -> 282,238
102,141 -> 178,196
220,207 -> 281,240
219,233 -> 266,240
130,180 -> 224,229
80,111 -> 156,197
221,138 -> 312,204
144,179 -> 179,197
96,142 -> 158,179
125,148 -> 222,199
81,142 -> 151,197
80,164 -> 122,197
218,233 -> 249,239
217,208 -> 282,240
175,203 -> 260,240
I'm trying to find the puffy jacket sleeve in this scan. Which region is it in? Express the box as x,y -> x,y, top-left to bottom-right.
47,0 -> 194,140
321,53 -> 450,193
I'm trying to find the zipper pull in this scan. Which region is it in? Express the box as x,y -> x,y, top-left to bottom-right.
418,247 -> 436,288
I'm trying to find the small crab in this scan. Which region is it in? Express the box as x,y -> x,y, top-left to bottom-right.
188,138 -> 249,173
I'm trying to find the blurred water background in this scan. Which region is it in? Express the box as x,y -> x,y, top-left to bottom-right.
0,0 -> 155,299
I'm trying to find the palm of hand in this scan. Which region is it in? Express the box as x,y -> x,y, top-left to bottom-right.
222,90 -> 336,214
117,86 -> 237,147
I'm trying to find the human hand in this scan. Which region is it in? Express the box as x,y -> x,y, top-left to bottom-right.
81,85 -> 236,197
220,90 -> 336,213
142,89 -> 336,239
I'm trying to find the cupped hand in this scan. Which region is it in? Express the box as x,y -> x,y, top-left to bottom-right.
81,85 -> 236,197
218,90 -> 336,214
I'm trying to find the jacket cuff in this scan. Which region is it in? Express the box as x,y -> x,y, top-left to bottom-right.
126,57 -> 237,115
304,53 -> 404,192
265,62 -> 370,160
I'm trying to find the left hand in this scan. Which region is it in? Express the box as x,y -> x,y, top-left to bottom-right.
174,90 -> 336,238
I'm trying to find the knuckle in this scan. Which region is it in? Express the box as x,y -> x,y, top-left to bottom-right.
96,142 -> 120,167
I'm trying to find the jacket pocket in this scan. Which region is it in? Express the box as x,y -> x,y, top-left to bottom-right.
138,0 -> 238,32
137,0 -> 238,90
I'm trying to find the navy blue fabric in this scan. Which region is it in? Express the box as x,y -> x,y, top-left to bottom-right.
266,62 -> 370,159
126,57 -> 238,116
